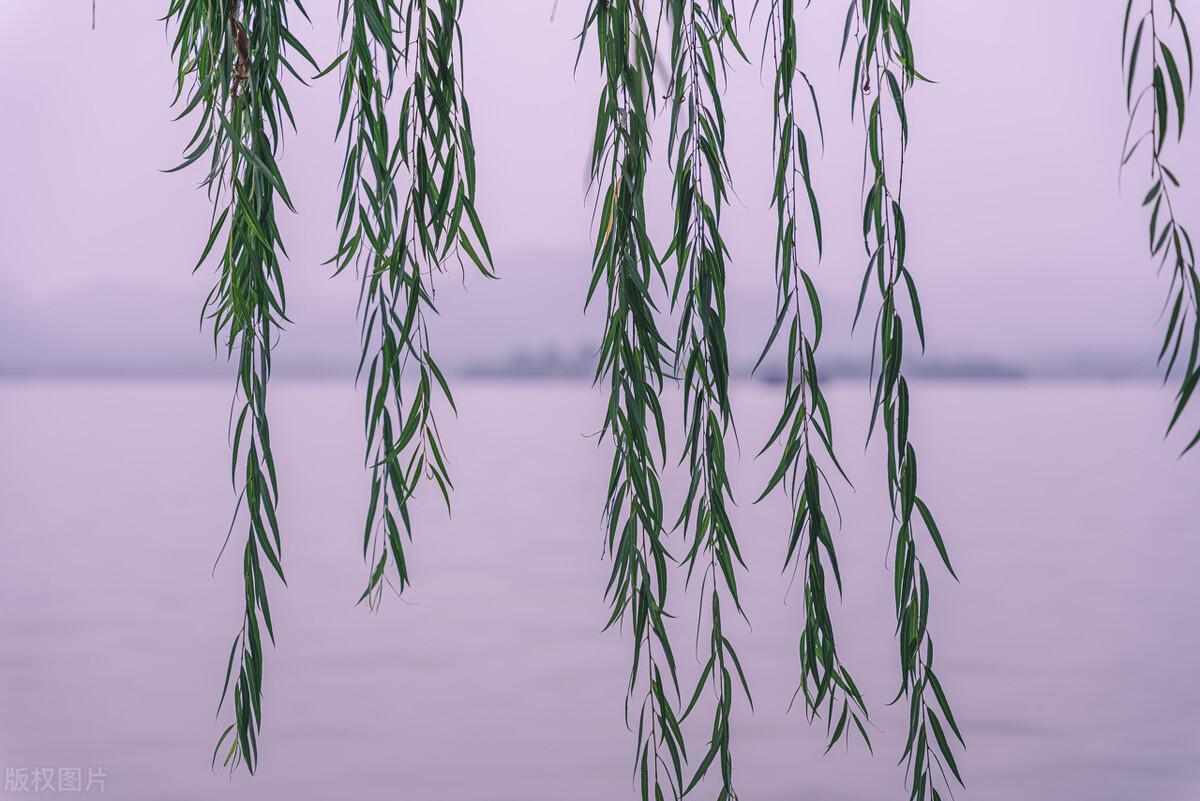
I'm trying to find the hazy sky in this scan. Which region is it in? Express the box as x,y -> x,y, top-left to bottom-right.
0,0 -> 1194,373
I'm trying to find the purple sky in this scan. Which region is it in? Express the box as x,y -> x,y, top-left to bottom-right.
0,0 -> 1194,373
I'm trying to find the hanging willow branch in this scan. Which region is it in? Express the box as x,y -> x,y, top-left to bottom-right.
579,3 -> 687,799
842,1 -> 962,797
167,0 -> 316,774
330,0 -> 493,609
755,0 -> 870,753
1122,0 -> 1198,450
664,2 -> 750,797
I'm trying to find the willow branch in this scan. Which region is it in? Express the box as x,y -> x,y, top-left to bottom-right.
581,2 -> 688,798
1122,0 -> 1199,451
166,0 -> 316,773
664,1 -> 750,798
756,0 -> 870,754
332,0 -> 493,610
843,1 -> 963,797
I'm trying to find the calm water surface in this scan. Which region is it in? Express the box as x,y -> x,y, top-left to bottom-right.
1,379 -> 1198,800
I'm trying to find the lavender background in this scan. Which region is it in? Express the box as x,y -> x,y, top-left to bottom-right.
1,2 -> 1200,800
0,0 -> 1194,376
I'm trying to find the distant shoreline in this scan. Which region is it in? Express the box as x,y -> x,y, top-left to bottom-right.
0,368 -> 1161,383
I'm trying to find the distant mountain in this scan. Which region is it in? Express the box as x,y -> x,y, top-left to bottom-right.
463,344 -> 596,379
0,261 -> 1161,381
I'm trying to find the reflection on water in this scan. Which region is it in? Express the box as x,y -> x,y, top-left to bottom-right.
1,379 -> 1198,800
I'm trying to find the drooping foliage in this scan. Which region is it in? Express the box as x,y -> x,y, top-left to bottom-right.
843,1 -> 963,798
172,1 -> 1200,793
166,0 -> 317,773
579,3 -> 687,799
1122,0 -> 1198,449
663,2 -> 752,797
330,0 -> 493,609
756,0 -> 870,754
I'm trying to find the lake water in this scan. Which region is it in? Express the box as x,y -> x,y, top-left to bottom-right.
1,379 -> 1198,800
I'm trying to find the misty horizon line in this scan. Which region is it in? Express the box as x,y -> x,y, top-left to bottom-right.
0,344 -> 1162,382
